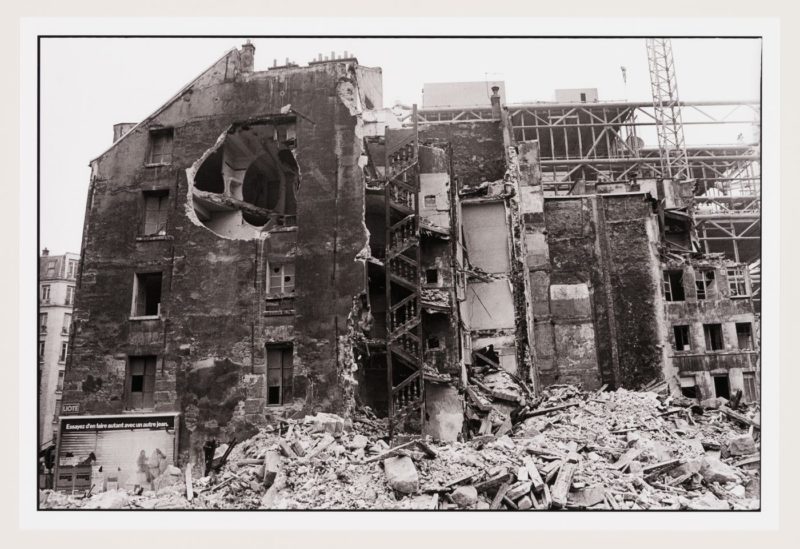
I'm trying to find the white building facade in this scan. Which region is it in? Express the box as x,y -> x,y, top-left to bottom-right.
39,249 -> 79,448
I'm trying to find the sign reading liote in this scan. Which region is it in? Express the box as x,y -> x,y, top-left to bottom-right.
61,402 -> 80,413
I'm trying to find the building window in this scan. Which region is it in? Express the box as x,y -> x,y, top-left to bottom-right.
131,272 -> 162,317
695,270 -> 715,300
713,374 -> 730,399
125,356 -> 156,410
425,269 -> 439,284
673,325 -> 691,351
266,344 -> 293,405
679,376 -> 697,399
59,341 -> 68,363
662,270 -> 685,302
580,92 -> 587,102
703,323 -> 724,351
38,341 -> 45,360
427,336 -> 441,350
743,372 -> 758,402
142,190 -> 169,236
727,267 -> 748,297
56,370 -> 65,392
67,259 -> 79,279
53,399 -> 61,422
41,285 -> 51,303
267,262 -> 295,295
65,286 -> 75,306
39,313 -> 48,333
424,195 -> 436,208
736,322 -> 754,350
45,260 -> 56,278
147,128 -> 174,165
62,313 -> 72,334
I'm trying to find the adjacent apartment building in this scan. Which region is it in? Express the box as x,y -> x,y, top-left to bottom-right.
53,43 -> 759,492
38,249 -> 79,447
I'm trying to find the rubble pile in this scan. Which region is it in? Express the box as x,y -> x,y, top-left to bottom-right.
39,385 -> 760,510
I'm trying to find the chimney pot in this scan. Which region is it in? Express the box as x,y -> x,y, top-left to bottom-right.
42,248 -> 49,257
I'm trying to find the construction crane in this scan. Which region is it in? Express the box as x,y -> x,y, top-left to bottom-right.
646,38 -> 690,182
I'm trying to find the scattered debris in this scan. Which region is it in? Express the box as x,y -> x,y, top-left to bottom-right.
40,391 -> 761,510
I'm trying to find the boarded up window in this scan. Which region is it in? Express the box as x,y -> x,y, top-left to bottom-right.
742,372 -> 758,402
126,356 -> 156,410
266,345 -> 293,405
147,128 -> 173,165
142,191 -> 169,236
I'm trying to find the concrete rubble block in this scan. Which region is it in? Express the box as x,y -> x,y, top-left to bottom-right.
688,491 -> 731,510
83,489 -> 130,510
668,457 -> 704,478
724,434 -> 757,457
306,413 -> 345,435
383,456 -> 419,494
347,434 -> 369,450
699,457 -> 739,484
451,485 -> 478,508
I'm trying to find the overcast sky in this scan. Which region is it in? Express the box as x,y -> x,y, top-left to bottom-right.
40,37 -> 761,255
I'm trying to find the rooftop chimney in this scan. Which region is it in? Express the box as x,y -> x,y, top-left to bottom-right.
113,122 -> 137,143
241,40 -> 255,73
42,248 -> 49,257
490,86 -> 501,119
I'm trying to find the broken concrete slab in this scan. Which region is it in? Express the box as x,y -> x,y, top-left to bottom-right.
700,456 -> 739,484
383,456 -> 419,494
451,485 -> 478,508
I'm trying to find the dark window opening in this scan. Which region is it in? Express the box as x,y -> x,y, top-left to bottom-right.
580,93 -> 587,102
673,325 -> 691,351
142,190 -> 169,236
703,323 -> 724,351
133,272 -> 162,317
427,336 -> 440,350
713,375 -> 730,400
425,269 -> 438,284
126,356 -> 156,410
267,344 -> 293,405
681,385 -> 697,399
663,270 -> 685,301
147,128 -> 174,165
695,270 -> 714,300
424,195 -> 436,208
736,322 -> 754,350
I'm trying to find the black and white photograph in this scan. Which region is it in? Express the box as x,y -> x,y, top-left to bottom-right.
29,28 -> 770,517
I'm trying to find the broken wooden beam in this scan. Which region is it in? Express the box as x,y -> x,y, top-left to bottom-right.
613,447 -> 643,472
185,463 -> 194,502
524,402 -> 580,418
523,457 -> 545,494
491,481 -> 512,509
719,406 -> 760,429
362,439 -> 435,464
642,459 -> 682,479
475,471 -> 513,493
551,461 -> 577,509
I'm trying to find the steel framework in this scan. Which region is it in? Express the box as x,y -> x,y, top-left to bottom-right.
646,38 -> 691,181
413,97 -> 761,307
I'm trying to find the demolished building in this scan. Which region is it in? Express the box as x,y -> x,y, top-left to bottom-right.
56,43 -> 759,491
